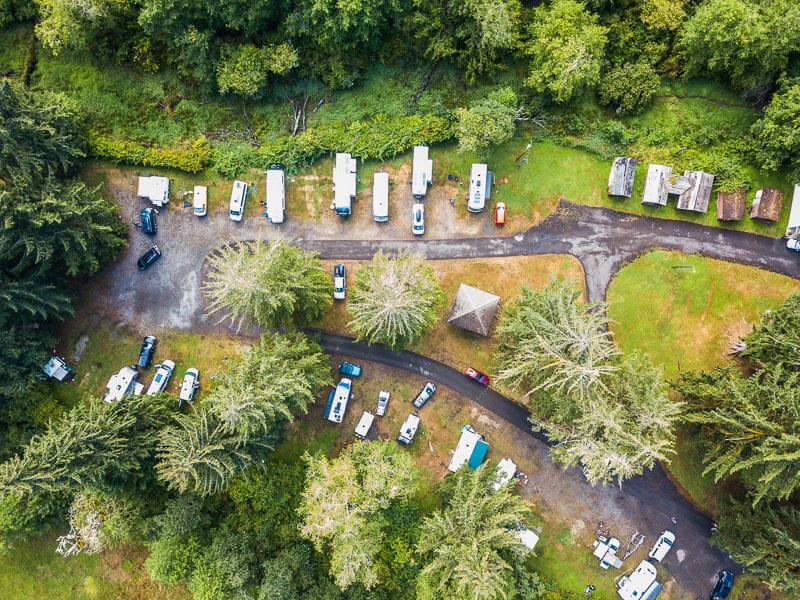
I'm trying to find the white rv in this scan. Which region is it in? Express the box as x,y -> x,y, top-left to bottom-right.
468,163 -> 492,212
493,458 -> 517,491
373,171 -> 389,222
333,153 -> 357,217
137,175 -> 170,207
229,180 -> 248,221
412,145 -> 433,198
786,184 -> 800,237
617,560 -> 662,600
265,168 -> 286,224
327,378 -> 352,424
354,411 -> 375,439
103,366 -> 144,403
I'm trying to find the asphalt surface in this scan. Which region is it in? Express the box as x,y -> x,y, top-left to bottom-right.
316,331 -> 740,595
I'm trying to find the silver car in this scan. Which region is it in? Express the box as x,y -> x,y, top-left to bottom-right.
376,390 -> 390,416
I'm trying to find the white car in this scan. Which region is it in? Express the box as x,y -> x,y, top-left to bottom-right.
179,367 -> 199,405
648,530 -> 675,563
412,203 -> 425,235
147,360 -> 175,396
787,237 -> 800,251
333,264 -> 346,300
376,390 -> 390,416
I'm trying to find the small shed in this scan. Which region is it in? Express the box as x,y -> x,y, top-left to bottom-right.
786,184 -> 800,237
607,157 -> 637,197
716,189 -> 746,221
641,164 -> 671,206
675,170 -> 714,213
750,187 -> 784,222
448,425 -> 489,472
447,284 -> 500,336
136,175 -> 170,207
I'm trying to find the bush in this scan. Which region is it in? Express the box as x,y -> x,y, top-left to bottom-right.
88,132 -> 212,172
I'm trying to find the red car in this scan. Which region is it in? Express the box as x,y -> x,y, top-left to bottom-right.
465,367 -> 489,385
494,202 -> 506,227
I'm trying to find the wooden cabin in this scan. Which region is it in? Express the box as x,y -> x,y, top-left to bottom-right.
716,189 -> 746,221
750,187 -> 783,222
675,170 -> 714,213
608,157 -> 637,198
641,164 -> 671,206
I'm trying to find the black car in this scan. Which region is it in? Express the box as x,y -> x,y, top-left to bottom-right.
137,244 -> 161,270
137,335 -> 157,368
140,207 -> 157,235
710,570 -> 734,600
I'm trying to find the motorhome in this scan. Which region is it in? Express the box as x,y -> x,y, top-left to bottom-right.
373,171 -> 389,222
467,163 -> 492,212
412,145 -> 433,198
103,366 -> 144,403
265,168 -> 286,224
617,560 -> 662,600
354,411 -> 375,440
137,175 -> 170,207
448,424 -> 489,472
333,153 -> 357,217
325,378 -> 352,424
229,180 -> 248,221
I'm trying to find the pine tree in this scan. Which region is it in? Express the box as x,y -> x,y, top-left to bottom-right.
347,250 -> 445,351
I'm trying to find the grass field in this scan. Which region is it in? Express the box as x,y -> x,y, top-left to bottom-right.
607,250 -> 800,509
0,534 -> 190,600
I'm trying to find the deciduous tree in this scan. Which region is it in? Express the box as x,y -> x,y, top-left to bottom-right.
298,441 -> 418,590
524,0 -> 608,103
347,250 -> 445,351
216,42 -> 298,97
750,78 -> 800,177
599,62 -> 661,116
457,87 -> 521,157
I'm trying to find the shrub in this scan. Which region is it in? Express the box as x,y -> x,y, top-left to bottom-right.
88,131 -> 212,172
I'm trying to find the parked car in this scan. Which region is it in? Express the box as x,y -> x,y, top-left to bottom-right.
397,412 -> 420,445
465,367 -> 489,385
140,207 -> 157,235
787,237 -> 800,251
412,203 -> 425,235
137,335 -> 157,368
710,570 -> 735,600
339,361 -> 362,377
179,367 -> 200,405
333,264 -> 346,300
648,530 -> 675,563
494,202 -> 506,227
137,244 -> 161,270
412,382 -> 436,408
147,360 -> 175,395
376,390 -> 390,416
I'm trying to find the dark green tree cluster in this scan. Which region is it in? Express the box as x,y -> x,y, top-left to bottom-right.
0,79 -> 127,455
675,291 -> 800,595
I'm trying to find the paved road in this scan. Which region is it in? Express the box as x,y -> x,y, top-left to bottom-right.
301,201 -> 800,302
316,332 -> 739,595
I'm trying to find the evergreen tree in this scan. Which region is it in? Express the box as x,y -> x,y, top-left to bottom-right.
347,250 -> 445,351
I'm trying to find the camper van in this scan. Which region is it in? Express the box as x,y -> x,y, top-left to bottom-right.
373,171 -> 389,222
333,153 -> 357,217
467,163 -> 492,213
354,411 -> 375,440
412,145 -> 433,198
265,168 -> 285,224
617,560 -> 662,600
229,180 -> 248,221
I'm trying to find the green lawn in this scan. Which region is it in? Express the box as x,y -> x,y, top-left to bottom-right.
0,533 -> 190,600
607,250 -> 800,509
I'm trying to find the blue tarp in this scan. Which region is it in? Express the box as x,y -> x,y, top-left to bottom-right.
486,171 -> 493,200
642,582 -> 663,600
468,439 -> 489,469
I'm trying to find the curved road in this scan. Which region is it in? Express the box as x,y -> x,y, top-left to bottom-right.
300,200 -> 800,302
316,331 -> 739,595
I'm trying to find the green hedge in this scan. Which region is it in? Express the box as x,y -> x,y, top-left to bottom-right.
88,113 -> 455,176
88,132 -> 212,173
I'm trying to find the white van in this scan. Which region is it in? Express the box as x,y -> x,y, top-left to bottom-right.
229,180 -> 247,221
648,530 -> 675,563
265,169 -> 285,224
397,412 -> 420,444
193,185 -> 207,217
373,171 -> 389,222
354,411 -> 375,439
468,163 -> 492,213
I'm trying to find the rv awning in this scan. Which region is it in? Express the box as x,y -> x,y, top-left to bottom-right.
468,440 -> 489,469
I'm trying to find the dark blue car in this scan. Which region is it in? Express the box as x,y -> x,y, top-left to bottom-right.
137,335 -> 157,368
710,570 -> 734,600
140,207 -> 157,235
